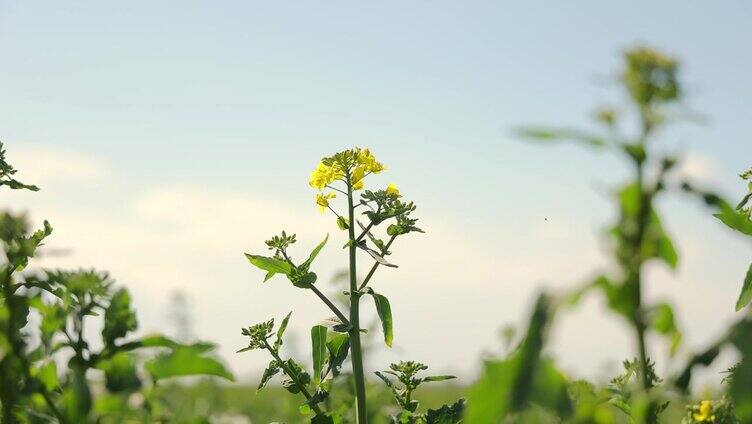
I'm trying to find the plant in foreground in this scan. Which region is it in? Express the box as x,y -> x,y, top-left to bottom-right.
242,147 -> 460,423
0,141 -> 233,423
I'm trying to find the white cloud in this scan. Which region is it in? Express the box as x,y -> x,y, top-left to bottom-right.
9,144 -> 109,185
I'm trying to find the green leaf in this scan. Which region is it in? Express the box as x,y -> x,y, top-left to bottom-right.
145,346 -> 234,381
275,311 -> 293,350
643,211 -> 678,270
467,294 -> 572,421
245,254 -> 293,278
102,288 -> 138,346
311,325 -> 328,385
425,399 -> 465,424
515,126 -> 606,147
735,262 -> 752,311
369,291 -> 394,347
423,375 -> 456,383
326,333 -> 350,377
258,360 -> 281,392
35,361 -> 59,392
302,234 -> 329,269
96,352 -> 141,393
714,207 -> 752,236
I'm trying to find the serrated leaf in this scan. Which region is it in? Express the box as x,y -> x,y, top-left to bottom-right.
258,360 -> 281,392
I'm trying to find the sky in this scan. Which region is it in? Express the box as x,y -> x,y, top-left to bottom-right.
1,1 -> 751,387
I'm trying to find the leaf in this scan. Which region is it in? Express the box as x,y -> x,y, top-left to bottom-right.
425,399 -> 465,424
311,325 -> 328,385
326,333 -> 350,377
423,375 -> 456,383
515,126 -> 606,147
245,254 -> 293,278
735,262 -> 752,311
275,311 -> 293,350
357,241 -> 398,268
102,288 -> 138,347
302,234 -> 329,269
258,360 -> 281,392
36,361 -> 59,392
643,211 -> 678,270
714,206 -> 752,236
368,291 -> 394,347
96,352 -> 141,393
466,294 -> 572,421
145,346 -> 234,381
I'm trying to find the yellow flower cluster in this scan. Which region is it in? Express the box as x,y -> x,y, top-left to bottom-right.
315,192 -> 336,213
386,183 -> 400,196
309,148 -> 384,191
693,400 -> 715,422
309,148 -> 386,210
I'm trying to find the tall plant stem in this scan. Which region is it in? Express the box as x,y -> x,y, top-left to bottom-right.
347,185 -> 368,424
632,119 -> 652,393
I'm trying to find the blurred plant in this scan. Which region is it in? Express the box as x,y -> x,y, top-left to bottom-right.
242,147 -> 457,423
0,141 -> 233,423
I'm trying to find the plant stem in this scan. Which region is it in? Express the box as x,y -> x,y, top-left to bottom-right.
263,340 -> 324,416
347,184 -> 368,424
309,284 -> 350,326
358,235 -> 397,291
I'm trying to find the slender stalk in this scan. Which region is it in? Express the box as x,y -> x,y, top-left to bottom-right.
263,340 -> 324,416
632,115 -> 653,392
309,284 -> 350,326
347,183 -> 368,424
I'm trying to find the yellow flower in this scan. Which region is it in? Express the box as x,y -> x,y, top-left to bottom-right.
357,148 -> 384,173
351,166 -> 366,191
309,162 -> 343,190
386,183 -> 400,196
315,192 -> 336,213
693,400 -> 715,422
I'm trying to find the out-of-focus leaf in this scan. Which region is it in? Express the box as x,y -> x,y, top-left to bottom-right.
145,346 -> 234,381
515,127 -> 606,147
649,302 -> 682,356
735,263 -> 752,311
729,320 -> 752,421
35,361 -> 59,392
311,325 -> 327,385
423,375 -> 456,383
96,352 -> 141,393
102,288 -> 138,347
467,294 -> 572,421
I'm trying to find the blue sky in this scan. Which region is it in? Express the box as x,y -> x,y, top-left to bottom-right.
1,1 -> 750,384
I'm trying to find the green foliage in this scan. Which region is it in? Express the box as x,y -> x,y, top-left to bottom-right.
467,294 -> 571,422
0,141 -> 38,192
375,360 -> 459,423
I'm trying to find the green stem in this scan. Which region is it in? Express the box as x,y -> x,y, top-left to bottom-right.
309,284 -> 350,326
263,340 -> 324,416
358,235 -> 397,291
347,184 -> 368,424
